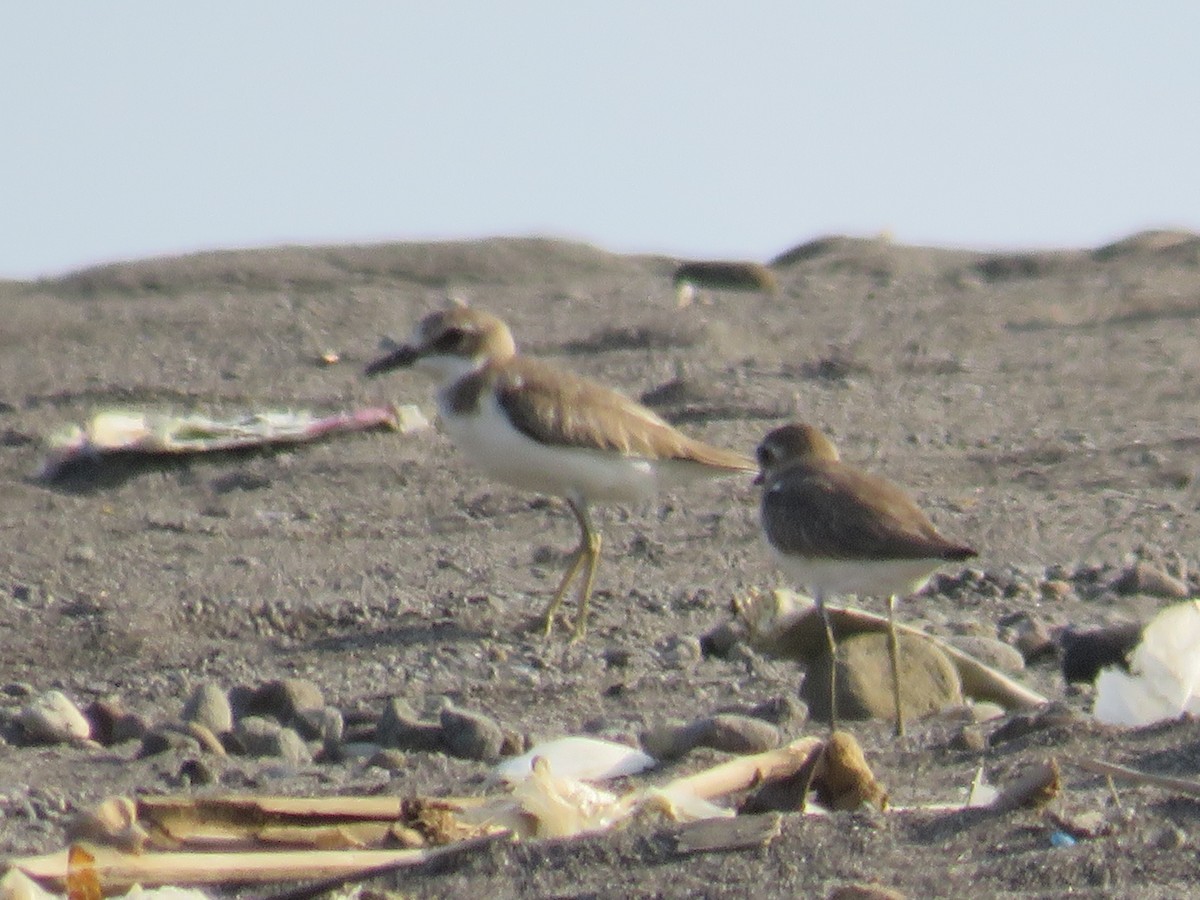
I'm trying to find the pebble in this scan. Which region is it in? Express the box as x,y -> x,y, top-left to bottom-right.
1112,562 -> 1189,599
376,698 -> 444,752
641,714 -> 780,760
183,721 -> 227,756
65,545 -> 97,564
139,728 -> 202,758
1154,825 -> 1187,851
801,633 -> 962,726
18,690 -> 91,744
658,635 -> 703,670
828,884 -> 907,900
440,704 -> 505,762
947,635 -> 1026,674
2,682 -> 35,700
699,621 -> 743,658
236,717 -> 312,765
366,748 -> 409,771
1059,622 -> 1142,684
85,698 -> 139,746
949,725 -> 986,752
113,711 -> 151,744
245,678 -> 325,724
178,758 -> 219,786
741,695 -> 808,728
181,682 -> 234,735
988,702 -> 1082,747
1040,579 -> 1073,601
293,705 -> 344,747
998,613 -> 1056,663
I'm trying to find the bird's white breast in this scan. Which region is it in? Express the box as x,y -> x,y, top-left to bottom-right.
437,385 -> 663,505
767,544 -> 944,600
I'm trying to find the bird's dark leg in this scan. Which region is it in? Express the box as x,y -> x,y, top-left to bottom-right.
887,594 -> 905,737
816,591 -> 838,732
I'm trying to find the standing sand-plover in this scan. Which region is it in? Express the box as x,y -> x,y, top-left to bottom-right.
755,422 -> 976,736
366,305 -> 755,640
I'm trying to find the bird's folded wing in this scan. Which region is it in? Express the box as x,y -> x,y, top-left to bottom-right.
495,358 -> 752,470
762,467 -> 961,560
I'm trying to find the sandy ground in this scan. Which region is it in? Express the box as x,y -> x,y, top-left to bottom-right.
2,232 -> 1200,897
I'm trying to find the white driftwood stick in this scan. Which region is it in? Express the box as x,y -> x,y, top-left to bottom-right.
1074,757 -> 1200,798
12,845 -> 451,891
658,736 -> 824,801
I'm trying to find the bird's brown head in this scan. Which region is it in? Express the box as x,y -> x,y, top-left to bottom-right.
753,422 -> 840,484
365,305 -> 517,378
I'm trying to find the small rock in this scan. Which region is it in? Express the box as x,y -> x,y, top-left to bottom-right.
658,635 -> 703,670
988,702 -> 1082,746
500,728 -> 529,757
18,691 -> 91,744
1000,614 -> 1056,663
1059,622 -> 1142,684
236,717 -> 311,765
111,711 -> 151,744
335,741 -> 385,762
245,678 -> 325,724
602,647 -> 632,669
947,636 -> 1026,674
801,633 -> 962,726
182,722 -> 227,756
377,698 -> 444,752
232,720 -> 282,753
366,748 -> 408,771
744,695 -> 808,728
2,682 -> 35,700
84,698 -> 131,746
642,714 -> 780,760
178,758 -> 219,786
828,883 -> 907,900
139,728 -> 202,758
1112,562 -> 1189,599
440,704 -> 504,762
699,622 -> 743,658
65,545 -> 97,564
294,705 -> 344,746
1154,825 -> 1187,851
181,682 -> 234,735
1040,579 -> 1073,601
949,725 -> 986,752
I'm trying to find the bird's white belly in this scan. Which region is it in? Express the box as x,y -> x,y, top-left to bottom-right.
438,392 -> 661,505
769,546 -> 943,599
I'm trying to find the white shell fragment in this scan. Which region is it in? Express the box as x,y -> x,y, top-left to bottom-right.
1094,600 -> 1200,727
492,736 -> 656,784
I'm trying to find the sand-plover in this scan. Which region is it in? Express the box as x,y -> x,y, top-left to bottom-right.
755,422 -> 976,735
366,305 -> 755,640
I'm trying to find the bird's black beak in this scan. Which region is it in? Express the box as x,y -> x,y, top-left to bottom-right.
364,343 -> 420,377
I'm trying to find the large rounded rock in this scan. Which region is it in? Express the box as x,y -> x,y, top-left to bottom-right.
181,682 -> 234,735
18,690 -> 91,744
801,632 -> 962,726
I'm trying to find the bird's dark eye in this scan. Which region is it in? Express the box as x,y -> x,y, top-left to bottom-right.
431,327 -> 465,352
756,445 -> 771,467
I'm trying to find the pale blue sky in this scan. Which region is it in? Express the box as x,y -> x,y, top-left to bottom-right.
3,3 -> 1198,278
